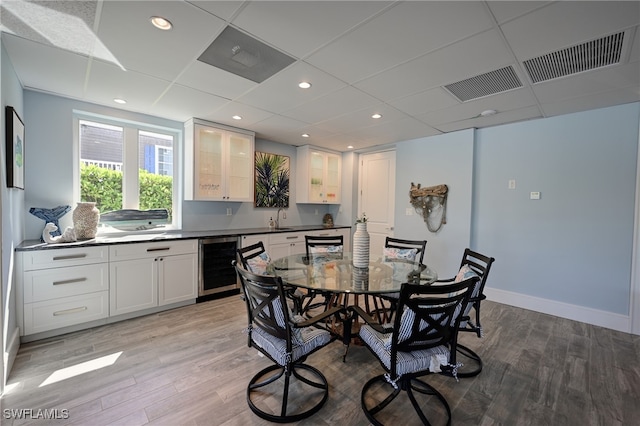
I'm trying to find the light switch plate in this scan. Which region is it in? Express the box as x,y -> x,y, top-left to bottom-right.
530,191 -> 541,200
508,179 -> 516,189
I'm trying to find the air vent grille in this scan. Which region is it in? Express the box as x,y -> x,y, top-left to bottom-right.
444,66 -> 523,102
523,32 -> 625,84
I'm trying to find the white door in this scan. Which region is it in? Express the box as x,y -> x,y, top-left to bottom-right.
359,151 -> 396,259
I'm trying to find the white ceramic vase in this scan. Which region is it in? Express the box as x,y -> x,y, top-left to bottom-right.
73,202 -> 100,239
353,222 -> 370,268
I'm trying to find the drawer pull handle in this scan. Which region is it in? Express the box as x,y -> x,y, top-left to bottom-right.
52,254 -> 87,261
147,247 -> 170,252
286,236 -> 298,240
53,306 -> 88,316
53,278 -> 87,286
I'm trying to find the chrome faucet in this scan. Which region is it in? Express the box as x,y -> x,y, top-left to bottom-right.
276,208 -> 284,229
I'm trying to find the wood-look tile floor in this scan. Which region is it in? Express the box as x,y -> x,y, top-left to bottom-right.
3,295 -> 640,425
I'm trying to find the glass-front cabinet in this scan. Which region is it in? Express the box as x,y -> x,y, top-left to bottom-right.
185,119 -> 254,201
296,145 -> 341,204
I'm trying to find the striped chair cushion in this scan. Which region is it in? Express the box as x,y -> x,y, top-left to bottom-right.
454,265 -> 479,327
251,324 -> 332,366
359,324 -> 450,376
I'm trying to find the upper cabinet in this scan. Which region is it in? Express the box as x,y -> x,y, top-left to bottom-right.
185,119 -> 255,201
296,145 -> 341,204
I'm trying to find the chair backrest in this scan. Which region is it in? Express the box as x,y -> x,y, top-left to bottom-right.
459,248 -> 495,301
384,237 -> 427,264
234,263 -> 293,349
237,241 -> 270,274
389,277 -> 478,371
305,235 -> 344,258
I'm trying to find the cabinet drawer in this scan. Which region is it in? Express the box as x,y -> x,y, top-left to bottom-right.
24,291 -> 109,335
269,232 -> 304,245
23,264 -> 109,303
110,239 -> 197,261
21,246 -> 108,271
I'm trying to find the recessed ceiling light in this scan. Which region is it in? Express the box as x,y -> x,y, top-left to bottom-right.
480,109 -> 497,117
347,145 -> 354,149
113,98 -> 126,104
232,115 -> 242,120
301,133 -> 310,138
150,16 -> 172,30
371,113 -> 382,119
298,82 -> 312,89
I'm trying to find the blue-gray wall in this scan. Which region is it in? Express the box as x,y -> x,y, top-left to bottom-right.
474,103 -> 639,316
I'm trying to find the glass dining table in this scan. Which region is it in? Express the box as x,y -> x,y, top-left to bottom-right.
267,252 -> 438,295
268,252 -> 438,361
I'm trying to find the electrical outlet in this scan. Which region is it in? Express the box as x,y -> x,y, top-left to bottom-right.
282,212 -> 286,219
315,209 -> 318,215
226,208 -> 232,216
530,191 -> 541,200
508,179 -> 516,189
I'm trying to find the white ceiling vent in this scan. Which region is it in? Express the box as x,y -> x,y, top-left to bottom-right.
523,31 -> 625,84
198,26 -> 295,83
444,66 -> 523,102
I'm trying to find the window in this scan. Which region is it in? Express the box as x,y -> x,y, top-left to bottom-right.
75,113 -> 181,232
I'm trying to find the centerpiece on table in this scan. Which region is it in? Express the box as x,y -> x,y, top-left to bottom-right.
353,213 -> 370,268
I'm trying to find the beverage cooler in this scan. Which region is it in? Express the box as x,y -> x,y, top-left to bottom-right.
198,237 -> 239,299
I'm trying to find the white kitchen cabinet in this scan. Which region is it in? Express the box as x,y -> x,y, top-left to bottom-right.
296,145 -> 341,204
240,234 -> 267,249
185,118 -> 255,201
109,240 -> 197,316
17,246 -> 110,336
269,232 -> 306,259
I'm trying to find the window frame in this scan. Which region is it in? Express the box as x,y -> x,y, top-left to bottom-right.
73,110 -> 183,233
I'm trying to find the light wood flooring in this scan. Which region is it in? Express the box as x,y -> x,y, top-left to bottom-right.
3,295 -> 640,425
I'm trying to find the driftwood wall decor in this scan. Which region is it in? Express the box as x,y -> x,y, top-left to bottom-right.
409,183 -> 448,232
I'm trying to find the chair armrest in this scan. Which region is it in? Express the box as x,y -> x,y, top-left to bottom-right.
348,306 -> 387,334
293,306 -> 344,328
435,277 -> 455,283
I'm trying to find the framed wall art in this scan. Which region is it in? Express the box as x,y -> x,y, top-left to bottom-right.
254,151 -> 290,208
6,106 -> 25,189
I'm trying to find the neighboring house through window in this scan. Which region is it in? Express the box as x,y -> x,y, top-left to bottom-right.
74,112 -> 181,231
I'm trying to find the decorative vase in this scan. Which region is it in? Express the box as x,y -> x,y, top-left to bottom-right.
73,202 -> 100,239
353,222 -> 370,268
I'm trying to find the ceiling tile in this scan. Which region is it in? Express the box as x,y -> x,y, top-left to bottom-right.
176,60 -> 257,99
306,1 -> 495,83
231,1 -> 393,58
389,87 -> 460,116
433,105 -> 542,133
97,0 -> 226,81
416,87 -> 539,126
540,89 -> 640,118
281,86 -> 379,124
235,61 -> 347,114
501,1 -> 640,60
531,62 -> 640,104
188,1 -> 246,21
314,104 -> 411,134
355,29 -> 517,101
152,83 -> 231,122
205,101 -> 274,126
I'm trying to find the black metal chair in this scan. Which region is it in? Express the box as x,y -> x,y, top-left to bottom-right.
372,237 -> 428,323
234,263 -> 344,423
236,241 -> 304,314
351,277 -> 479,425
435,248 -> 495,377
300,235 -> 344,315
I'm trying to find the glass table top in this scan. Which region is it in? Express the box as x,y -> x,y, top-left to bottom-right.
268,253 -> 438,294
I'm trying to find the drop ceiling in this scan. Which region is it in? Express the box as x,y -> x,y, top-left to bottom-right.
1,0 -> 638,152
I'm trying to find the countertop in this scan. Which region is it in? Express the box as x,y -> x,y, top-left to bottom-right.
16,224 -> 352,251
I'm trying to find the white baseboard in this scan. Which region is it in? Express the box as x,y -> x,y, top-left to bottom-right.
4,326 -> 20,385
484,287 -> 632,334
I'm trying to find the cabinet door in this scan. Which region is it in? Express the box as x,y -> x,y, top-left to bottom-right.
226,132 -> 254,201
159,253 -> 197,306
194,124 -> 224,200
324,152 -> 341,203
110,258 -> 157,316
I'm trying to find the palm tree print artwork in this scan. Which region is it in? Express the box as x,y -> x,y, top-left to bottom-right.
255,151 -> 290,207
